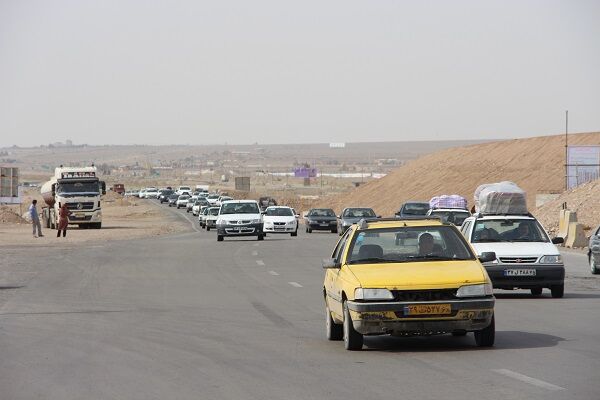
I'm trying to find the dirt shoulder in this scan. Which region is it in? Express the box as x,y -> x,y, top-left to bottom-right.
0,195 -> 190,248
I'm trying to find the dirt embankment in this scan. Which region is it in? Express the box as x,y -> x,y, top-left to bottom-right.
0,190 -> 188,247
316,132 -> 600,218
536,180 -> 600,235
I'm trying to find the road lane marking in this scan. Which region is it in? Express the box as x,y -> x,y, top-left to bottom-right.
492,369 -> 565,391
268,271 -> 279,276
252,250 -> 258,256
288,282 -> 303,288
256,260 -> 265,266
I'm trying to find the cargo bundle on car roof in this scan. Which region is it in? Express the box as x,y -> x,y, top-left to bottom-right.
429,194 -> 468,210
474,181 -> 527,215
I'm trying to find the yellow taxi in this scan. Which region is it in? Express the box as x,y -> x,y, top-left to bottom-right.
323,218 -> 496,350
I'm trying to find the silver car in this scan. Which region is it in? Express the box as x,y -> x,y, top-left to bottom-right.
589,225 -> 600,274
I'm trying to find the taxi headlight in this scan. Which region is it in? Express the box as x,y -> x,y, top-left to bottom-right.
456,283 -> 493,298
354,288 -> 394,301
539,255 -> 562,264
217,219 -> 226,226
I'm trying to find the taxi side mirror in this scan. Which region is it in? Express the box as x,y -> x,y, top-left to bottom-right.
322,258 -> 340,269
478,252 -> 497,263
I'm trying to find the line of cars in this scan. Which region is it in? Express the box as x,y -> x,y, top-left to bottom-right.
321,186 -> 568,350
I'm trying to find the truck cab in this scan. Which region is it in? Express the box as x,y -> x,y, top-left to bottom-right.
41,166 -> 106,229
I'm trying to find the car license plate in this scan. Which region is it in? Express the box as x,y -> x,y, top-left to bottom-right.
320,223 -> 329,227
504,269 -> 536,276
74,212 -> 85,218
404,304 -> 452,316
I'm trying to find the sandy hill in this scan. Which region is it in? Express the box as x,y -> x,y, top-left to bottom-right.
536,179 -> 600,235
319,132 -> 600,217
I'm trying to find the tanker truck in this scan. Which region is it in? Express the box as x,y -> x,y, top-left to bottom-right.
41,166 -> 106,229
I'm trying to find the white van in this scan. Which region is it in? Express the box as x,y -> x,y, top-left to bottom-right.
460,214 -> 565,298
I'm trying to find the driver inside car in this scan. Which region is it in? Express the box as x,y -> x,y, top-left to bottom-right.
418,233 -> 444,256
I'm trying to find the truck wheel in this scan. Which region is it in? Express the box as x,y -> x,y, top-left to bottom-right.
474,315 -> 495,347
326,303 -> 343,341
217,235 -> 223,242
551,284 -> 564,298
530,287 -> 543,296
343,301 -> 363,350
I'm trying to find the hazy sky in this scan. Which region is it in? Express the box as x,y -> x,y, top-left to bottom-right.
1,0 -> 599,147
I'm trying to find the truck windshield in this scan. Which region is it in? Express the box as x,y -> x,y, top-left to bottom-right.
57,181 -> 99,195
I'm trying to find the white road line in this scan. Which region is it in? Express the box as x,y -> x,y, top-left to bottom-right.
251,250 -> 258,256
268,271 -> 279,276
288,282 -> 303,288
256,260 -> 265,266
492,369 -> 565,391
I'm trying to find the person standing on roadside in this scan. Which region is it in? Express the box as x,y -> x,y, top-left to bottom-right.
29,199 -> 43,238
57,203 -> 71,238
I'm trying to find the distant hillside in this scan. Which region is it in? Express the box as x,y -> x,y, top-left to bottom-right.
319,132 -> 600,216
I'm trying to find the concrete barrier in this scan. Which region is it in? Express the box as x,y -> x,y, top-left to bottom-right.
558,210 -> 577,240
565,222 -> 588,248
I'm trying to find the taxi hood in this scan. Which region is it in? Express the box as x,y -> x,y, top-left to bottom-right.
347,260 -> 487,290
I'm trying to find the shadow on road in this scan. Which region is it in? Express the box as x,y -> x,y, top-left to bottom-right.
494,292 -> 600,299
363,330 -> 564,352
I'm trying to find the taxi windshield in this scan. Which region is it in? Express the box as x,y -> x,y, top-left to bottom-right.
347,226 -> 474,264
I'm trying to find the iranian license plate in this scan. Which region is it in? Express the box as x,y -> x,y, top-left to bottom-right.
504,269 -> 536,276
404,304 -> 452,316
320,223 -> 329,227
74,213 -> 85,218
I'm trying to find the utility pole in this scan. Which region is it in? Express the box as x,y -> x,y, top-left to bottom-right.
565,110 -> 569,191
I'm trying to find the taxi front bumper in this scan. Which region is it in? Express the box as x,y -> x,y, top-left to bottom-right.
346,298 -> 494,335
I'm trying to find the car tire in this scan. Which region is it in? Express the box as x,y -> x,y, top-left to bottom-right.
343,301 -> 363,350
590,255 -> 599,275
217,235 -> 223,242
206,226 -> 210,231
257,234 -> 264,241
530,287 -> 543,296
474,315 -> 495,347
326,303 -> 343,341
307,228 -> 312,233
550,284 -> 564,298
331,228 -> 337,234
291,230 -> 298,237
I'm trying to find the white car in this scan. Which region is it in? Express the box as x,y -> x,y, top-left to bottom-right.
145,187 -> 159,199
460,214 -> 565,298
138,188 -> 147,198
176,194 -> 191,209
204,207 -> 220,231
216,196 -> 233,207
215,200 -> 264,241
198,207 -> 210,227
427,208 -> 471,226
206,194 -> 220,206
176,186 -> 192,195
263,206 -> 298,236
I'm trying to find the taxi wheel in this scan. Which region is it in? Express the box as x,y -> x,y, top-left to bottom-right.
343,301 -> 363,350
326,304 -> 343,341
550,284 -> 564,298
474,315 -> 495,347
530,287 -> 543,296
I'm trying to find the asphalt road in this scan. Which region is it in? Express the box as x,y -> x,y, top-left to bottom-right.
0,203 -> 599,400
